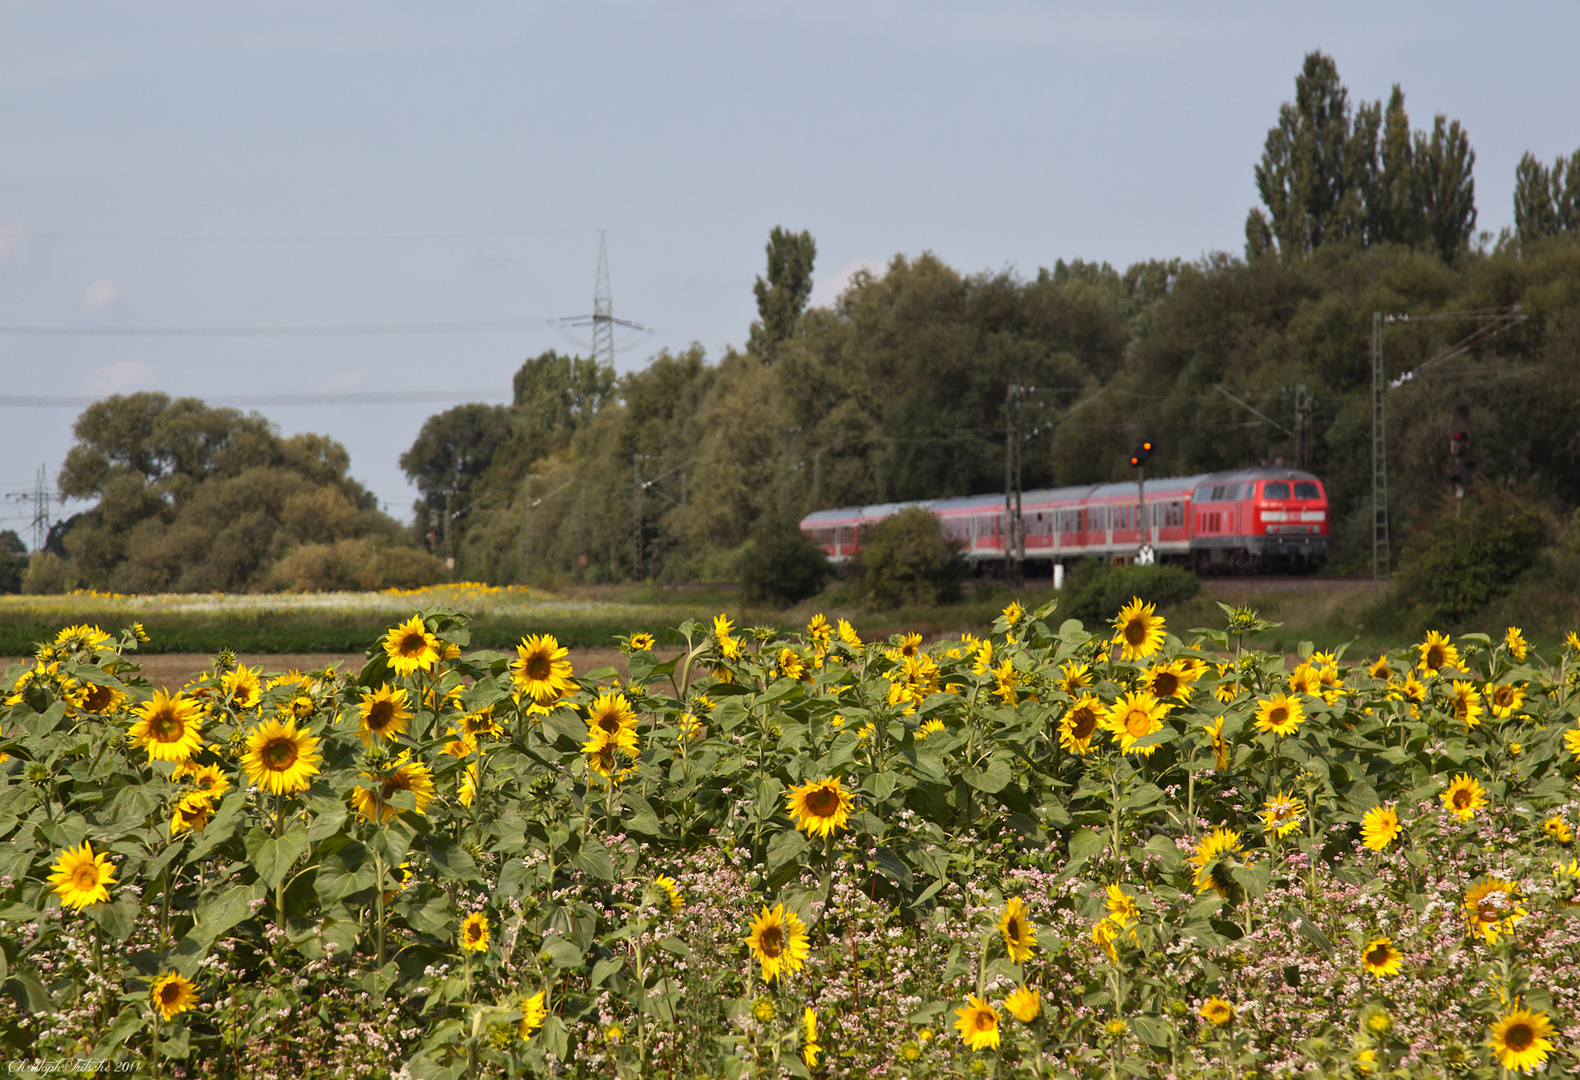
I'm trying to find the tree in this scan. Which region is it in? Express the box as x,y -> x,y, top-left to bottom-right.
0,530 -> 25,594
1369,86 -> 1424,246
1514,149 -> 1580,245
739,514 -> 830,607
749,226 -> 817,363
1252,52 -> 1362,256
511,350 -> 616,444
398,403 -> 517,533
852,507 -> 966,611
1415,114 -> 1477,264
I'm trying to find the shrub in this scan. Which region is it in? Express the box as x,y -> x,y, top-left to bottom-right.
852,506 -> 967,611
1059,559 -> 1200,624
739,515 -> 830,606
1393,484 -> 1546,627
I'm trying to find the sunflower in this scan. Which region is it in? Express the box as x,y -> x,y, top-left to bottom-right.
1367,656 -> 1393,680
991,657 -> 1018,705
786,777 -> 853,838
1104,884 -> 1139,927
1441,773 -> 1488,821
1190,828 -> 1247,898
1487,1007 -> 1555,1073
1058,694 -> 1104,755
352,753 -> 435,824
518,991 -> 547,1041
1544,817 -> 1573,844
1092,918 -> 1120,961
1450,681 -> 1484,729
1102,692 -> 1169,757
1464,877 -> 1525,944
356,684 -> 412,745
774,648 -> 807,682
1488,682 -> 1526,719
653,874 -> 684,913
1253,693 -> 1304,737
1004,984 -> 1040,1023
1202,715 -> 1232,772
128,690 -> 205,763
1360,937 -> 1402,978
745,903 -> 809,983
1142,660 -> 1193,702
55,624 -> 111,652
1496,626 -> 1529,663
1002,600 -> 1025,627
626,632 -> 656,653
459,707 -> 502,741
893,632 -> 923,660
150,971 -> 199,1021
581,727 -> 634,781
222,664 -> 262,710
805,614 -> 832,649
240,717 -> 322,795
802,1007 -> 821,1067
953,995 -> 1001,1051
169,791 -> 215,835
78,680 -> 126,715
1260,792 -> 1306,839
999,897 -> 1037,963
48,840 -> 115,911
1059,661 -> 1092,695
916,718 -> 945,739
1200,996 -> 1234,1026
1567,726 -> 1580,761
458,762 -> 478,807
383,615 -> 441,677
511,634 -> 575,705
170,757 -> 222,791
1286,664 -> 1324,696
459,912 -> 490,953
972,640 -> 995,676
1417,630 -> 1460,675
1360,805 -> 1402,851
586,691 -> 639,753
836,618 -> 862,648
1111,598 -> 1165,661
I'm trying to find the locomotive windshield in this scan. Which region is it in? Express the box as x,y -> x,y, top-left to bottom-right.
1293,481 -> 1321,499
1262,481 -> 1291,499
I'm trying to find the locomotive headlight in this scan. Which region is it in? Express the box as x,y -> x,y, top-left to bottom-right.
1299,510 -> 1325,522
1259,511 -> 1289,522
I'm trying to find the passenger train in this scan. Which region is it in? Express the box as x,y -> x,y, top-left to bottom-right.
799,467 -> 1329,574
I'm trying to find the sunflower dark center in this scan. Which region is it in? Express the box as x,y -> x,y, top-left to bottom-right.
1124,620 -> 1146,646
84,685 -> 114,710
1365,945 -> 1390,965
367,702 -> 395,730
1071,708 -> 1098,739
73,864 -> 100,888
597,712 -> 622,735
1478,901 -> 1499,921
262,738 -> 298,770
1426,645 -> 1445,668
1494,687 -> 1514,708
1268,706 -> 1289,726
1453,789 -> 1472,809
1506,1023 -> 1533,1050
1006,917 -> 1022,940
974,1011 -> 994,1032
151,714 -> 183,741
1153,672 -> 1180,697
398,631 -> 428,656
524,654 -> 551,680
159,984 -> 182,1006
805,788 -> 840,817
759,925 -> 783,957
1125,710 -> 1151,737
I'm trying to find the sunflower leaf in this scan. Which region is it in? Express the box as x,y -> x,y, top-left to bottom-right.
246,824 -> 309,890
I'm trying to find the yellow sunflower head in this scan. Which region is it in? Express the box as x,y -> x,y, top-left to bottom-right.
1450,681 -> 1483,728
352,753 -> 435,825
1360,804 -> 1401,851
1440,773 -> 1488,821
1112,597 -> 1165,661
458,912 -> 490,953
786,777 -> 853,839
1487,1007 -> 1554,1073
150,971 -> 199,1021
1190,827 -> 1247,899
1367,656 -> 1393,680
1059,694 -> 1104,754
48,840 -> 116,911
511,634 -> 574,705
1504,626 -> 1528,661
128,690 -> 206,763
652,874 -> 684,913
836,618 -> 862,648
1463,877 -> 1525,944
802,1006 -> 820,1066
1200,996 -> 1234,1026
169,791 -> 215,836
1002,600 -> 1025,627
999,896 -> 1037,963
1143,660 -> 1192,702
581,726 -> 634,781
805,614 -> 831,647
1544,817 -> 1573,844
1102,692 -> 1168,757
1360,937 -> 1402,978
1004,984 -> 1040,1023
1253,693 -> 1305,737
1104,884 -> 1140,927
626,631 -> 657,653
383,615 -> 441,677
1417,630 -> 1460,675
586,690 -> 638,752
1260,791 -> 1306,839
1058,661 -> 1093,695
55,624 -> 111,652
954,994 -> 1001,1051
357,684 -> 412,745
240,717 -> 322,796
744,903 -> 809,983
1488,682 -> 1525,718
78,680 -> 127,715
518,990 -> 547,1041
222,664 -> 262,710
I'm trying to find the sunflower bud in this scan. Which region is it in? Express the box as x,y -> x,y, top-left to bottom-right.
25,762 -> 51,787
752,997 -> 776,1023
212,649 -> 236,674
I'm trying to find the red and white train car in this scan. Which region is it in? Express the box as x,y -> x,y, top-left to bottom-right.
800,467 -> 1329,573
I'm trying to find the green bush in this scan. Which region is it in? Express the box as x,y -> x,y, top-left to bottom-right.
739,515 -> 831,607
1392,484 -> 1546,627
852,507 -> 967,611
1059,559 -> 1200,624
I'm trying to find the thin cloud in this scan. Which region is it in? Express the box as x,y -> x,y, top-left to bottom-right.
809,257 -> 886,308
86,360 -> 154,393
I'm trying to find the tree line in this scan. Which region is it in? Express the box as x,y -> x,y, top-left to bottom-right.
30,51 -> 1580,595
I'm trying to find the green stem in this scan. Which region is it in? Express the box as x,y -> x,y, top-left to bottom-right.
373,846 -> 387,970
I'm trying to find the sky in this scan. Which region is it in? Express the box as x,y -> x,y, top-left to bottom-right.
3,1 -> 1578,544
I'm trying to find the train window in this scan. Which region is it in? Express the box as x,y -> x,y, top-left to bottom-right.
1263,482 -> 1291,500
1293,481 -> 1320,499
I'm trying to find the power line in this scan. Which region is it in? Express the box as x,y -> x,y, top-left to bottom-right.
0,390 -> 512,408
0,318 -> 563,338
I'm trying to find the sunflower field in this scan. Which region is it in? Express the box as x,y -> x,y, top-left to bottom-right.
1,599 -> 1578,1078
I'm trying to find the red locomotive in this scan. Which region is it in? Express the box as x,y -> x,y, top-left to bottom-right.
799,467 -> 1329,574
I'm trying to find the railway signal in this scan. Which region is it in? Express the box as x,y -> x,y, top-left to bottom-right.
1448,401 -> 1474,507
1128,439 -> 1155,564
1128,440 -> 1155,469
